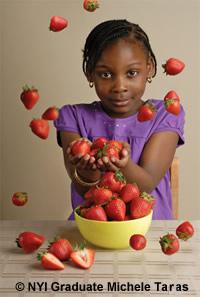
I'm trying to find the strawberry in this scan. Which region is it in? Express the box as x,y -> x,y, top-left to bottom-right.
89,148 -> 99,158
108,140 -> 123,154
48,237 -> 73,261
119,183 -> 139,203
138,102 -> 157,122
91,137 -> 108,150
37,252 -> 65,270
176,221 -> 194,241
84,186 -> 112,205
83,0 -> 99,12
159,233 -> 179,255
124,214 -> 132,220
130,197 -> 151,219
83,205 -> 107,221
129,234 -> 147,250
165,98 -> 180,115
96,143 -> 119,159
70,242 -> 95,269
30,119 -> 50,139
104,198 -> 126,221
162,58 -> 185,75
164,90 -> 180,102
16,231 -> 45,253
49,16 -> 68,32
140,192 -> 156,208
71,138 -> 91,155
12,192 -> 28,206
99,171 -> 126,192
42,106 -> 59,120
20,85 -> 39,110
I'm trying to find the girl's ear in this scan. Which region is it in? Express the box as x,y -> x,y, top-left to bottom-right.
147,56 -> 155,78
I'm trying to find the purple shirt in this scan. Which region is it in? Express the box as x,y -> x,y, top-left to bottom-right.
54,99 -> 185,220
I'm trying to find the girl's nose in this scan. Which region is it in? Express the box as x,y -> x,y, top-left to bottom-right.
112,77 -> 128,93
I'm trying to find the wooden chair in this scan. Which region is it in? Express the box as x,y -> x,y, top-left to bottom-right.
170,157 -> 179,219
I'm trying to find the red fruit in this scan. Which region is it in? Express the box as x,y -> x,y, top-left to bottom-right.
96,144 -> 119,159
70,242 -> 95,269
140,192 -> 156,208
176,221 -> 194,241
30,119 -> 50,139
83,0 -> 99,12
42,106 -> 59,120
164,90 -> 180,102
83,205 -> 107,221
165,98 -> 180,115
91,137 -> 108,150
12,192 -> 28,206
48,237 -> 73,261
120,183 -> 139,203
84,186 -> 112,205
138,102 -> 157,122
99,171 -> 126,192
37,252 -> 65,270
71,139 -> 91,155
129,234 -> 147,250
108,140 -> 123,154
130,197 -> 151,219
16,231 -> 45,253
162,58 -> 185,75
159,233 -> 179,255
89,148 -> 99,157
49,16 -> 68,32
20,85 -> 39,110
104,198 -> 126,221
124,214 -> 132,220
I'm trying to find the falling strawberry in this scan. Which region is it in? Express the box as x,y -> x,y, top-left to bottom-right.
162,58 -> 185,75
48,237 -> 73,261
129,234 -> 147,250
16,231 -> 45,253
49,16 -> 68,32
104,198 -> 126,221
99,171 -> 126,193
159,233 -> 179,255
83,0 -> 99,12
164,90 -> 180,102
176,221 -> 194,241
138,102 -> 157,122
12,192 -> 28,206
70,242 -> 95,269
165,98 -> 180,115
20,85 -> 39,110
42,107 -> 59,121
37,252 -> 65,270
83,205 -> 107,221
30,119 -> 50,139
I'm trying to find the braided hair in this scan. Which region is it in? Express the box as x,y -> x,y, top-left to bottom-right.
82,19 -> 157,78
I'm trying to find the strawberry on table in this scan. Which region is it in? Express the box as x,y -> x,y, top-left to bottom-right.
138,102 -> 157,122
83,0 -> 99,12
159,233 -> 179,255
30,119 -> 50,139
48,237 -> 73,261
164,90 -> 180,102
176,221 -> 194,241
42,106 -> 59,121
104,198 -> 126,221
83,205 -> 107,221
162,58 -> 185,75
16,231 -> 45,253
20,85 -> 39,110
12,192 -> 28,206
130,197 -> 151,219
70,242 -> 95,269
49,16 -> 68,32
71,138 -> 91,156
119,183 -> 139,203
99,171 -> 126,192
91,137 -> 108,150
37,252 -> 65,270
84,186 -> 112,205
164,98 -> 180,115
129,234 -> 147,250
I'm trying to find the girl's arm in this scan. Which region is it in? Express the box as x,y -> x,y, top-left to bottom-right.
59,131 -> 102,196
97,131 -> 179,193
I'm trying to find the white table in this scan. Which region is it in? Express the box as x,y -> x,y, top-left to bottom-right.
0,220 -> 200,296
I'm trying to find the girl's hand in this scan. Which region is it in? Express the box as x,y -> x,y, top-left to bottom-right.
96,141 -> 131,172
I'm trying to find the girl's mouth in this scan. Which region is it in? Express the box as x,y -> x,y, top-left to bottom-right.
111,99 -> 130,107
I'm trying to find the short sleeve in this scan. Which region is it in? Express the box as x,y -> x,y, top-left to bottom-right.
54,105 -> 80,147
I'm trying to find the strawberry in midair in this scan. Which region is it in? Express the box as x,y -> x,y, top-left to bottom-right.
49,16 -> 68,32
83,0 -> 99,12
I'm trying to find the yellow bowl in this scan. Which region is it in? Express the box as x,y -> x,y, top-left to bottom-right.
74,209 -> 153,249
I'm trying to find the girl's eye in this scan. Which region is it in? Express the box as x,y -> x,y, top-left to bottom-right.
128,70 -> 137,77
100,72 -> 112,79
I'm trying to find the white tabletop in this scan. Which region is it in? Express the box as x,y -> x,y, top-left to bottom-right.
0,220 -> 200,297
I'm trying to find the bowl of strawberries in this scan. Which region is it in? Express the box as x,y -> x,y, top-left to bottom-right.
74,170 -> 154,249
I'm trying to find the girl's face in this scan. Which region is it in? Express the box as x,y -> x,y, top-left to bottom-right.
91,38 -> 154,118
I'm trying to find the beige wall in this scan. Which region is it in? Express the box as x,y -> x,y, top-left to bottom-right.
1,0 -> 200,220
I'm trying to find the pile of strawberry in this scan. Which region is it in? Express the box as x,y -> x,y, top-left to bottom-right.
16,231 -> 95,270
76,170 -> 155,221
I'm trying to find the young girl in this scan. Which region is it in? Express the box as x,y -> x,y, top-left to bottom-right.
54,19 -> 185,220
